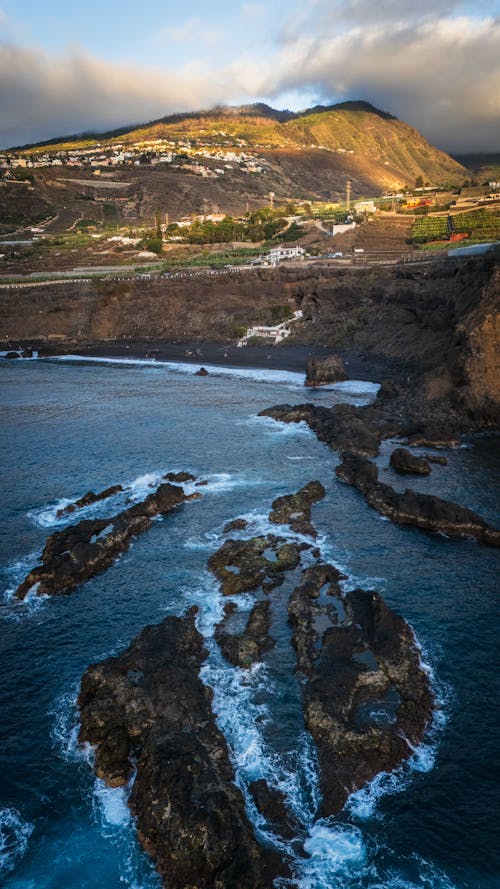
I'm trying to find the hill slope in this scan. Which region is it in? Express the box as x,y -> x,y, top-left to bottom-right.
17,101 -> 466,188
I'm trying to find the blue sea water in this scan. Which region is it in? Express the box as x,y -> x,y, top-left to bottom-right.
0,356 -> 498,889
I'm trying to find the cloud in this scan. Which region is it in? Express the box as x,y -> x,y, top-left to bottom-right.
1,6 -> 499,152
0,43 -> 231,147
241,3 -> 265,16
235,13 -> 500,152
156,16 -> 218,46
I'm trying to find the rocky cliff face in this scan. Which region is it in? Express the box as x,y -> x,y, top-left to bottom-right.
2,251 -> 499,426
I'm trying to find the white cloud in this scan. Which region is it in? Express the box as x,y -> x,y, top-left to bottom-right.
156,16 -> 218,46
242,3 -> 265,16
0,43 -> 231,147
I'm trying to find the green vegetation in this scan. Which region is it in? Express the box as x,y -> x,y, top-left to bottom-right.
411,209 -> 500,245
168,209 -> 288,245
161,247 -> 262,270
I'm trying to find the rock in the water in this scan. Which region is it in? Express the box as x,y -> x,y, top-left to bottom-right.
208,535 -> 304,596
195,366 -> 209,376
336,452 -> 500,546
249,779 -> 300,840
269,481 -> 326,537
78,608 -> 275,888
56,484 -> 124,518
163,471 -> 196,483
305,355 -> 348,387
16,482 -> 193,599
259,403 -> 383,457
389,447 -> 431,476
223,517 -> 249,534
424,453 -> 448,465
215,600 -> 274,668
288,565 -> 433,815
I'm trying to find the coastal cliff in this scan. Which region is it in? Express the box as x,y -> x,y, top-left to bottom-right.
1,251 -> 499,426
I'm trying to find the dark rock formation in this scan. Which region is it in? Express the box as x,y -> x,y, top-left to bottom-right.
249,779 -> 300,840
305,354 -> 348,387
163,471 -> 196,483
223,517 -> 249,534
78,608 -> 276,888
208,535 -> 304,596
259,403 -> 385,456
269,481 -> 326,537
16,482 -> 194,599
215,600 -> 274,668
288,564 -> 433,815
336,453 -> 500,546
195,366 -> 209,376
56,484 -> 124,518
389,447 -> 431,476
424,453 -> 448,465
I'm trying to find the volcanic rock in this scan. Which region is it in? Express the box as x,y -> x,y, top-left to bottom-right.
269,481 -> 326,537
195,366 -> 209,376
424,453 -> 448,465
259,403 -> 385,456
78,608 -> 275,888
56,484 -> 124,518
15,482 -> 193,599
163,471 -> 196,483
208,535 -> 304,596
336,452 -> 500,546
215,600 -> 274,668
305,354 -> 348,387
389,447 -> 431,476
249,779 -> 300,840
223,517 -> 249,533
288,564 -> 433,814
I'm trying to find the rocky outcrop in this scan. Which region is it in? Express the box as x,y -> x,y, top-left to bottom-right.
249,779 -> 300,840
16,481 -> 195,599
259,403 -> 386,456
269,480 -> 326,537
56,484 -> 123,518
336,453 -> 500,546
195,366 -> 209,376
215,600 -> 274,668
78,608 -> 276,888
288,564 -> 433,814
208,535 -> 304,596
163,471 -> 195,483
223,517 -> 249,533
389,447 -> 431,476
305,354 -> 348,387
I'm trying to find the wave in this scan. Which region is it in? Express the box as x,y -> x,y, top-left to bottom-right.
0,807 -> 34,879
51,354 -> 307,386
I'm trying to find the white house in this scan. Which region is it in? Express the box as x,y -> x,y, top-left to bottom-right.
268,245 -> 305,264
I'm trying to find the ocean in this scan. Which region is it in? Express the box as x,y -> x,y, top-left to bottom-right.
0,356 -> 498,889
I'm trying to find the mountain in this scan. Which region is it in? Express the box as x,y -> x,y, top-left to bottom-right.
13,101 -> 465,187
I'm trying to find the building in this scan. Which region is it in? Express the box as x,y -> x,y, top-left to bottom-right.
268,245 -> 305,264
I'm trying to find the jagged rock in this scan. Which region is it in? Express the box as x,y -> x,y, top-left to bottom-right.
56,484 -> 124,518
424,453 -> 448,465
336,452 -> 500,546
195,366 -> 209,376
163,471 -> 196,483
215,600 -> 274,668
389,447 -> 431,476
259,403 -> 384,456
223,518 -> 249,533
249,780 -> 300,840
269,481 -> 326,537
288,565 -> 433,815
16,482 -> 194,599
208,535 -> 304,596
5,351 -> 20,359
78,608 -> 277,888
305,355 -> 348,387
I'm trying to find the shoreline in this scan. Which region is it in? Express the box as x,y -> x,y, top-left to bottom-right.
20,341 -> 414,384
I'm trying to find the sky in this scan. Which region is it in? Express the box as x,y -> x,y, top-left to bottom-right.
1,0 -> 499,152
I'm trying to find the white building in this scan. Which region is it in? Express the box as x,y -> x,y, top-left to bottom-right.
268,245 -> 305,264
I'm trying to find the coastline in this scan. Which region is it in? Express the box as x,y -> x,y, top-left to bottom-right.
60,341 -> 413,384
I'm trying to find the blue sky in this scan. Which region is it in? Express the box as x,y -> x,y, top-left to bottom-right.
1,1 -> 499,150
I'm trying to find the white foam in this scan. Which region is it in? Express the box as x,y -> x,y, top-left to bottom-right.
29,498 -> 74,527
0,807 -> 34,878
247,415 -> 314,437
92,780 -> 131,828
50,687 -> 87,763
52,354 -> 307,386
329,379 -> 380,398
297,821 -> 367,887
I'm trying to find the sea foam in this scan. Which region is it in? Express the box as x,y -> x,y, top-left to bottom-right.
0,807 -> 34,879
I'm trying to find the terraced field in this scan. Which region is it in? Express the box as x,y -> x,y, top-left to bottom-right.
411,208 -> 500,244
